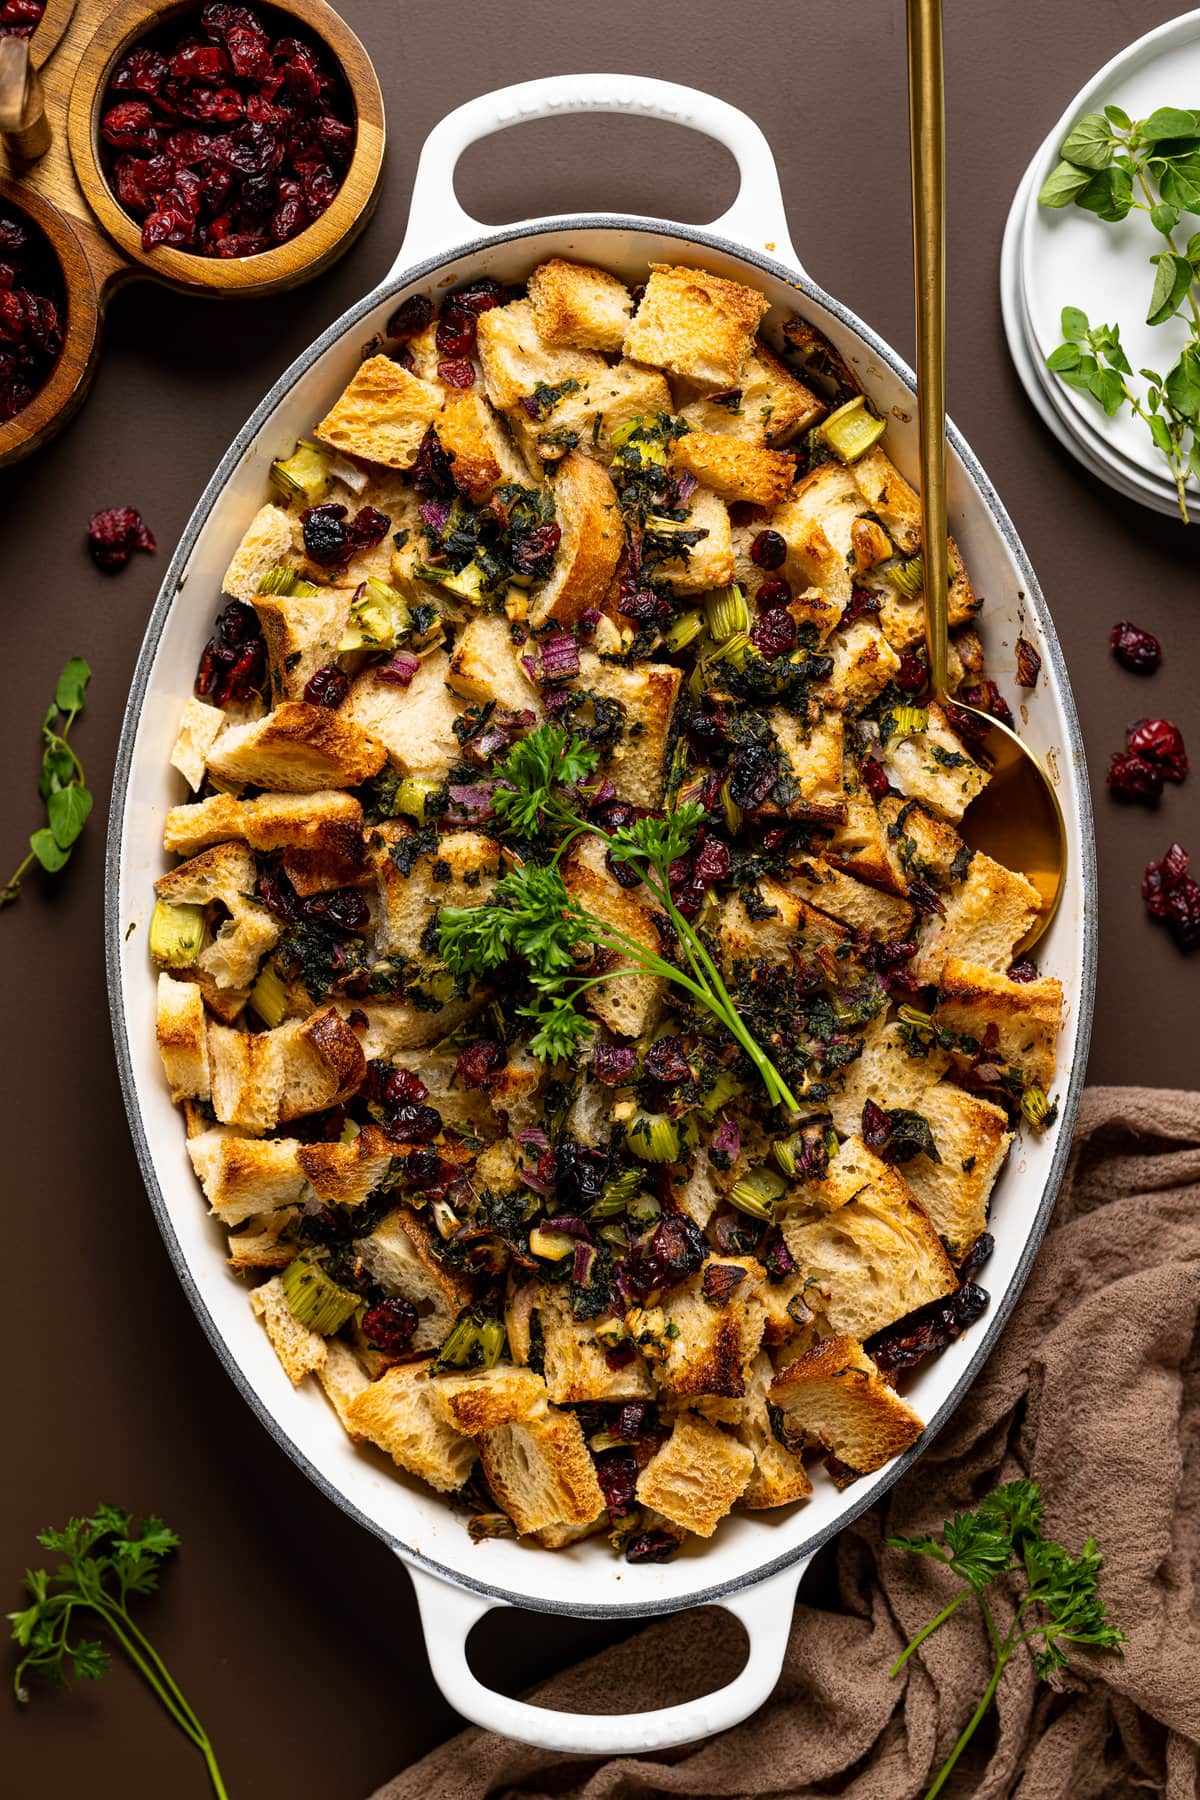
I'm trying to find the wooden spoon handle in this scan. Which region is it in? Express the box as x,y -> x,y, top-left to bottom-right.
0,36 -> 52,160
906,0 -> 950,702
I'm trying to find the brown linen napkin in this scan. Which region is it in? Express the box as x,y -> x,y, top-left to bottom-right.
373,1087 -> 1200,1800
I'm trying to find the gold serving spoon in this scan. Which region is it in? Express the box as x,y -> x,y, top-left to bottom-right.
906,0 -> 1066,947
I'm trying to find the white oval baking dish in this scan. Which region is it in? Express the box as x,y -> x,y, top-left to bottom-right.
107,74 -> 1097,1757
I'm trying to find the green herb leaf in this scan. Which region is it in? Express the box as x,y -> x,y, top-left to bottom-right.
1045,343 -> 1081,373
54,657 -> 91,714
1059,112 -> 1117,169
1103,103 -> 1131,129
1151,201 -> 1181,235
48,784 -> 92,850
1088,366 -> 1125,416
1147,252 -> 1194,327
1060,305 -> 1090,343
1037,160 -> 1092,208
1075,164 -> 1134,221
5,658 -> 93,909
30,828 -> 70,873
1159,152 -> 1200,212
39,742 -> 76,801
1141,106 -> 1200,143
1165,346 -> 1200,419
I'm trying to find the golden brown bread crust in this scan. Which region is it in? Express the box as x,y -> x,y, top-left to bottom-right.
635,1412 -> 754,1536
315,355 -> 443,468
769,1334 -> 924,1474
527,257 -> 633,352
529,452 -> 624,627
672,431 -> 796,508
206,701 -> 388,793
623,263 -> 769,388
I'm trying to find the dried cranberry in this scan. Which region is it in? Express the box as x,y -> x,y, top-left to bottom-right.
1126,718 -> 1188,784
0,287 -> 61,356
410,427 -> 457,499
644,1036 -> 689,1085
1110,620 -> 1161,675
455,1041 -> 503,1089
694,836 -> 731,884
386,293 -> 434,341
436,307 -> 476,358
617,587 -> 672,625
509,522 -> 561,580
755,576 -> 792,608
649,1212 -> 705,1286
750,607 -> 797,659
446,276 -> 505,316
615,1401 -> 655,1440
382,1104 -> 443,1145
592,1043 -> 637,1084
437,357 -> 475,388
300,502 -> 347,566
959,680 -> 1015,730
749,528 -> 786,570
860,756 -> 891,801
867,1281 -> 990,1376
362,1297 -> 418,1354
364,1061 -> 429,1107
0,215 -> 29,256
861,1098 -> 891,1149
1007,957 -> 1039,983
87,506 -> 156,572
303,663 -> 349,709
194,600 -> 266,704
171,44 -> 230,83
101,101 -> 159,152
1142,842 -> 1200,951
624,1530 -> 680,1564
895,652 -> 927,694
841,586 -> 882,627
595,1451 -> 638,1521
907,878 -> 945,917
111,47 -> 170,95
1106,751 -> 1162,805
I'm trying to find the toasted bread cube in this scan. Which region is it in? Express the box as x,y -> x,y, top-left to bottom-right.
208,1007 -> 365,1133
249,1275 -> 327,1386
436,390 -> 535,501
828,1015 -> 949,1138
899,1083 -> 1013,1260
317,1339 -> 371,1439
479,1405 -> 607,1537
333,993 -> 481,1062
769,706 -> 845,820
340,647 -> 462,779
850,446 -> 921,552
296,1123 -> 396,1208
446,614 -> 541,715
671,431 -> 795,508
783,854 -> 914,942
719,878 -> 849,974
517,360 -> 674,466
433,1365 -> 551,1436
823,619 -> 902,712
696,1351 -> 813,1509
564,834 -> 665,1037
524,1284 -> 653,1405
222,504 -> 299,603
676,1146 -> 726,1231
345,1360 -> 478,1492
368,824 -> 500,962
769,1335 -> 924,1475
355,1205 -> 474,1356
226,1218 -> 297,1273
206,701 -> 386,794
156,842 -> 280,992
635,1412 -> 754,1536
315,356 -> 443,468
933,958 -> 1063,1093
823,767 -> 910,895
911,852 -> 1042,984
532,1513 -> 608,1550
156,973 -> 210,1102
486,1045 -> 547,1134
882,702 -> 990,825
654,1256 -> 766,1399
528,257 -> 633,352
877,795 -> 968,891
623,264 -> 769,389
163,790 -> 364,861
170,697 -> 226,791
187,1129 -> 306,1225
782,1146 -> 956,1341
874,536 -> 979,652
771,462 -> 864,610
476,298 -> 607,412
529,452 -> 623,628
656,486 -> 734,594
678,342 -> 823,445
574,650 -> 681,808
255,589 -> 355,704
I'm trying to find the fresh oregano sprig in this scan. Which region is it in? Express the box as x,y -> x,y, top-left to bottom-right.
2,657 -> 93,908
437,722 -> 801,1109
889,1479 -> 1125,1800
1039,104 -> 1200,519
9,1506 -> 228,1800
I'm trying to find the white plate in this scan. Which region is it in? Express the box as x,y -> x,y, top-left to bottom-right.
1002,138 -> 1200,521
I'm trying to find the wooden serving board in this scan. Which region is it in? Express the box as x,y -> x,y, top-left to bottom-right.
0,0 -> 385,464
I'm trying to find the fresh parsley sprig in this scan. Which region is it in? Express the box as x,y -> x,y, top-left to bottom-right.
2,657 -> 94,909
9,1506 -> 228,1799
438,723 -> 800,1109
1039,105 -> 1200,519
889,1479 -> 1124,1800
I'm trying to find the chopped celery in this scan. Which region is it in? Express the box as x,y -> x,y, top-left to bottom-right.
664,608 -> 705,652
1021,1085 -> 1050,1127
339,1117 -> 361,1146
707,630 -> 751,672
432,1308 -> 506,1372
257,563 -> 322,599
889,704 -> 929,739
528,1225 -> 577,1261
719,777 -> 743,836
884,548 -> 958,599
728,1164 -> 788,1220
705,584 -> 751,641
249,963 -> 288,1029
590,1167 -> 642,1217
269,439 -> 330,505
281,1254 -> 359,1335
410,560 -> 488,605
626,1191 -> 662,1227
699,1072 -> 747,1117
339,576 -> 411,652
148,899 -> 204,969
817,395 -> 887,463
593,1317 -> 629,1352
625,1111 -> 681,1164
393,776 -> 440,824
610,416 -> 670,465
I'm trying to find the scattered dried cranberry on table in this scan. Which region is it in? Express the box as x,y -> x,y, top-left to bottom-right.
1110,620 -> 1162,675
87,507 -> 156,572
98,2 -> 355,257
0,209 -> 65,423
1126,717 -> 1188,784
0,0 -> 43,36
1142,843 -> 1200,952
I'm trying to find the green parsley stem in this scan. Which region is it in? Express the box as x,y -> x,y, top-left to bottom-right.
888,1588 -> 971,1678
924,1646 -> 1009,1800
94,1603 -> 228,1799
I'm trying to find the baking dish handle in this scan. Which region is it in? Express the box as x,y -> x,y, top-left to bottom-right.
390,75 -> 803,278
404,1557 -> 804,1753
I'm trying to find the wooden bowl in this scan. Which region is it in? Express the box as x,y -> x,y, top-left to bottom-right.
67,0 -> 385,297
28,0 -> 76,63
0,172 -> 99,463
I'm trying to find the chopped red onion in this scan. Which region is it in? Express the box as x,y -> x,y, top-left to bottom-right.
593,1043 -> 637,1084
375,651 -> 421,687
447,782 -> 497,822
573,1241 -> 598,1287
711,1115 -> 741,1161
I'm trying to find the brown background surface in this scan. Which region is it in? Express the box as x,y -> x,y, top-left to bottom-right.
1,1 -> 1198,1795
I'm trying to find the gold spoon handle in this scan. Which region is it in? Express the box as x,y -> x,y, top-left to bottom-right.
907,0 -> 950,701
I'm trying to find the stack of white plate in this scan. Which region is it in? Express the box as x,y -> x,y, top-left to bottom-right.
1000,9 -> 1200,523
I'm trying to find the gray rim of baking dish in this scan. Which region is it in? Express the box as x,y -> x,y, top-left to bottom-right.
106,214 -> 1098,1624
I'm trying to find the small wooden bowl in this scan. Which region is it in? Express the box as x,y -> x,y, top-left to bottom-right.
67,0 -> 385,297
0,174 -> 99,464
28,0 -> 76,63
